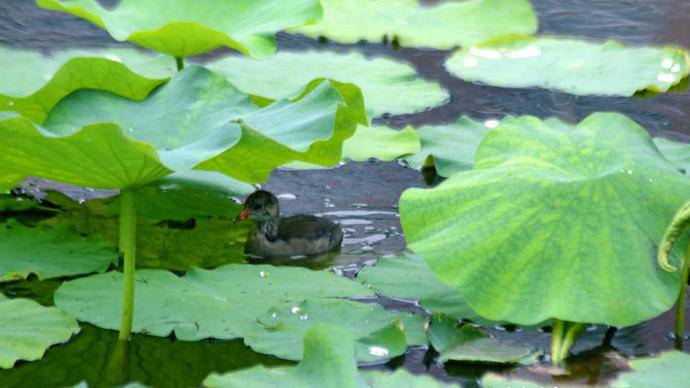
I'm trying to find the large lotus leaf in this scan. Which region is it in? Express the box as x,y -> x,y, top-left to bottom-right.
446,36 -> 690,96
404,117 -> 492,177
291,0 -> 536,50
654,138 -> 690,175
611,351 -> 690,388
244,298 -> 427,363
343,125 -> 421,162
0,195 -> 56,214
204,324 -> 455,388
0,46 -> 172,123
0,295 -> 80,368
400,112 -> 690,327
207,50 -> 449,117
0,219 -> 116,283
357,253 -> 479,322
480,374 -> 541,388
37,0 -> 322,58
0,66 -> 366,191
54,264 -> 373,340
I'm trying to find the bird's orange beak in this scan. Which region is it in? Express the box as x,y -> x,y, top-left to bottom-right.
235,208 -> 250,222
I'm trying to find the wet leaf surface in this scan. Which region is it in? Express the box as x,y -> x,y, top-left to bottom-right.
244,298 -> 424,363
55,264 -> 373,341
611,351 -> 690,388
446,36 -> 690,96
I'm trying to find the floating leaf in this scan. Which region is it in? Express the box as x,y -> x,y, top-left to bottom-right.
0,66 -> 366,191
400,113 -> 690,327
446,36 -> 690,96
0,295 -> 80,368
204,324 -> 456,388
344,125 -> 421,162
0,219 -> 116,283
357,253 -> 480,321
403,117 -> 492,177
37,0 -> 322,58
207,50 -> 449,117
480,374 -> 542,388
244,299 -> 426,363
55,264 -> 373,340
611,351 -> 690,388
654,138 -> 690,175
428,315 -> 539,366
0,46 -> 172,123
292,0 -> 537,50
0,195 -> 56,214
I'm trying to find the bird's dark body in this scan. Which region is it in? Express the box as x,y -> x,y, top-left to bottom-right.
240,191 -> 343,258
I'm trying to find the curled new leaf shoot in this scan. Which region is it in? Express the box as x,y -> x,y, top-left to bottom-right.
657,200 -> 690,349
658,200 -> 690,271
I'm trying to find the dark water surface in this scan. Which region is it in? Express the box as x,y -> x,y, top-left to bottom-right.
1,0 -> 690,386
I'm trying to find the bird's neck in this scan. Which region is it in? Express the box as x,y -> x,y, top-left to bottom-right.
256,216 -> 279,241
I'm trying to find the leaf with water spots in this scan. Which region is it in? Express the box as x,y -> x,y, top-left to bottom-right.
37,0 -> 322,58
54,264 -> 373,340
0,295 -> 80,369
292,0 -> 537,50
204,324 -> 457,388
446,36 -> 690,96
244,298 -> 427,363
400,112 -> 690,327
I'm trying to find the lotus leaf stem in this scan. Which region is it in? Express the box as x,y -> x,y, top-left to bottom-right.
176,56 -> 185,71
658,200 -> 690,348
551,320 -> 583,365
118,187 -> 137,341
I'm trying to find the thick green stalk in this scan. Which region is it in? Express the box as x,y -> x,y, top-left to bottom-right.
176,56 -> 185,71
675,244 -> 690,349
560,322 -> 584,359
551,319 -> 564,365
118,188 -> 137,341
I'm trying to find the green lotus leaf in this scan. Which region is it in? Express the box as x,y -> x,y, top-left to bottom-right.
480,374 -> 541,388
611,351 -> 690,388
404,117 -> 492,177
357,253 -> 480,322
204,324 -> 456,388
37,0 -> 322,58
244,298 -> 426,363
0,46 -> 173,123
291,0 -> 537,50
400,112 -> 690,327
207,50 -> 449,117
428,315 -> 539,366
54,264 -> 373,340
0,295 -> 80,368
0,325 -> 287,387
446,36 -> 690,96
654,137 -> 690,175
343,125 -> 421,162
0,195 -> 56,214
0,66 -> 366,191
0,219 -> 116,283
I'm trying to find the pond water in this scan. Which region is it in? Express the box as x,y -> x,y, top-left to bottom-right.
1,0 -> 690,386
